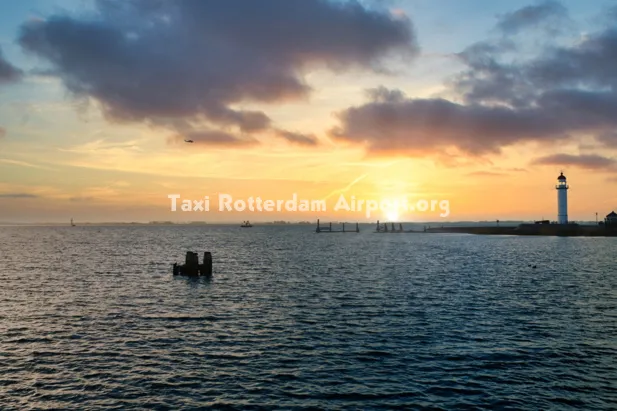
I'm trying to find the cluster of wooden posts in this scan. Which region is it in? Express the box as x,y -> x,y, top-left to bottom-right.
376,221 -> 406,232
315,219 -> 359,233
173,251 -> 212,277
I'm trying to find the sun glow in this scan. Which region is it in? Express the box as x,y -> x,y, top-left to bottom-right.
385,208 -> 399,222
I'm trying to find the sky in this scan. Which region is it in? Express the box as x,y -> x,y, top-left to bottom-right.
1,0 -> 617,223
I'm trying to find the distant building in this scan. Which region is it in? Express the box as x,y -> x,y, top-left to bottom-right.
606,211 -> 617,226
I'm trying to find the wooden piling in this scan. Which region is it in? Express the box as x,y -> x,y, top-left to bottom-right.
201,252 -> 213,277
174,251 -> 213,277
184,251 -> 199,276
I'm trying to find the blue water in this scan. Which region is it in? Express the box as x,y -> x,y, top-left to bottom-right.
1,225 -> 616,410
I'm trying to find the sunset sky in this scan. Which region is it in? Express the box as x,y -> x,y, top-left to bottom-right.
1,0 -> 617,223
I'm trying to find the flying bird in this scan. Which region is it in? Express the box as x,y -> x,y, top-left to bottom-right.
184,139 -> 194,143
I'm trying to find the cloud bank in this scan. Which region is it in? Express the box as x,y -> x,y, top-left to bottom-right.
531,154 -> 617,170
332,2 -> 617,160
18,0 -> 417,146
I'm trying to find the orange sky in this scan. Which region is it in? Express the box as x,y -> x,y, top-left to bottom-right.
1,1 -> 616,223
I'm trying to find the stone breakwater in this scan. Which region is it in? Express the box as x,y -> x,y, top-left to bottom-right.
425,224 -> 617,236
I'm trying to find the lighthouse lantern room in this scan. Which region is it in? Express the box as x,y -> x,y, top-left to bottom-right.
556,172 -> 569,224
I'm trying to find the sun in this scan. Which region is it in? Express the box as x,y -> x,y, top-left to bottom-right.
385,209 -> 399,222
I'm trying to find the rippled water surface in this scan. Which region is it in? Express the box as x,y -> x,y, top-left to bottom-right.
1,225 -> 617,410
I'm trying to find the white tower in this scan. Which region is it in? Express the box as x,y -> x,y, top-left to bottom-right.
556,172 -> 569,224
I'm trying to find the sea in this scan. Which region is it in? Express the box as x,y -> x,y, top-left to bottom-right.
1,225 -> 616,410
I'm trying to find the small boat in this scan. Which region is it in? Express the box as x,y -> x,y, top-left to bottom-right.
240,220 -> 253,228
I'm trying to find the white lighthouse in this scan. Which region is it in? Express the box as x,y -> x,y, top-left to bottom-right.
556,172 -> 569,224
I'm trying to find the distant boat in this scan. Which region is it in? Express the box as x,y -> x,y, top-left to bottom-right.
240,220 -> 253,228
70,218 -> 76,227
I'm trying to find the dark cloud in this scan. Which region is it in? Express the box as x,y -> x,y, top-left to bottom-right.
366,86 -> 406,103
331,89 -> 569,156
452,40 -> 527,107
531,154 -> 617,170
332,3 -> 617,157
18,0 -> 416,142
455,18 -> 617,111
495,1 -> 569,35
0,47 -> 22,84
0,193 -> 39,199
275,129 -> 318,146
527,30 -> 617,91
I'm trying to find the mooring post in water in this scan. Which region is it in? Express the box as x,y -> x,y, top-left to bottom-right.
399,223 -> 403,232
376,220 -> 380,232
316,219 -> 320,233
184,251 -> 199,276
329,222 -> 332,231
174,251 -> 213,277
201,252 -> 213,277
356,222 -> 360,233
391,222 -> 395,232
342,223 -> 345,232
